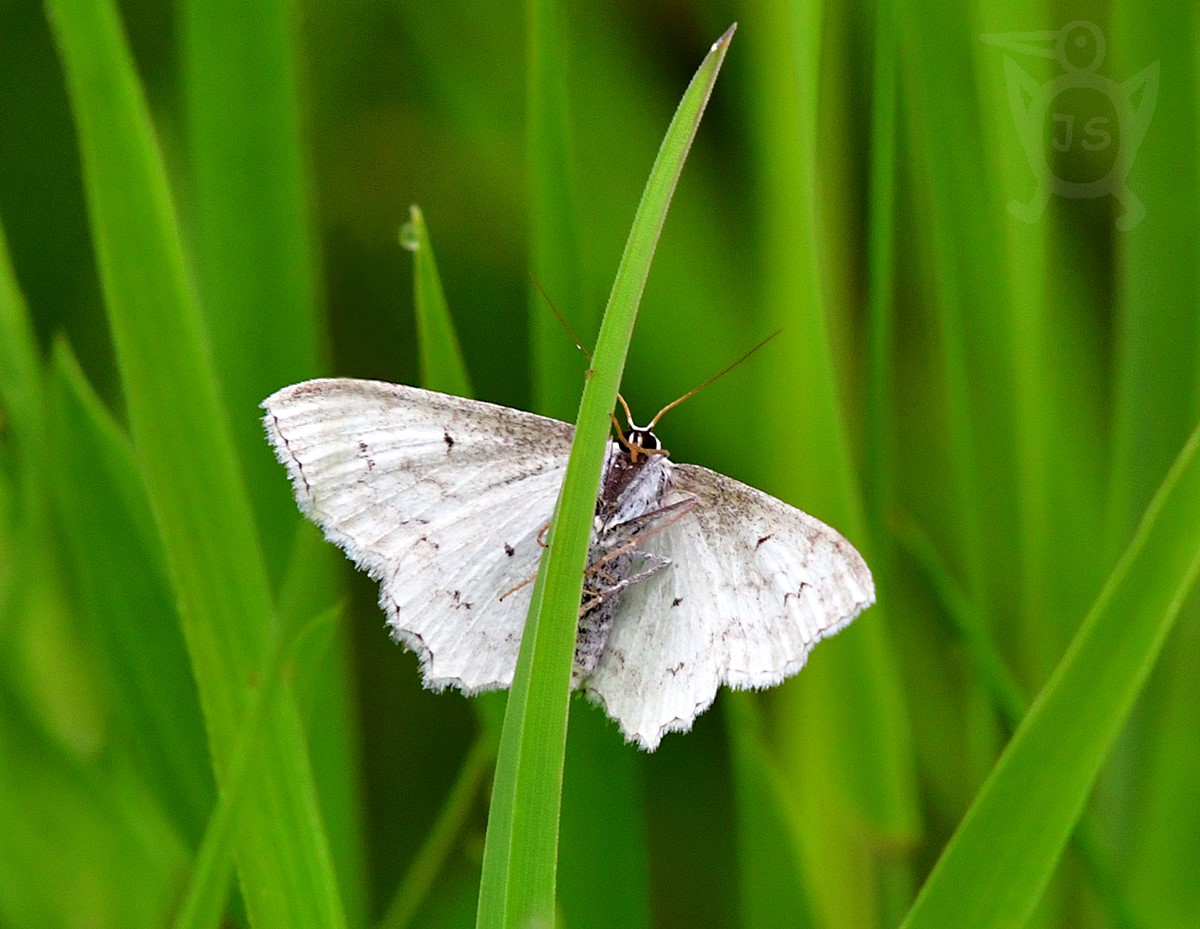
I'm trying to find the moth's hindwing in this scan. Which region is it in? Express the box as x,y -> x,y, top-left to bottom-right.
583,462 -> 874,750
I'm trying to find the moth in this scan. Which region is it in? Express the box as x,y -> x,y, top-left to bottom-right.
262,379 -> 874,750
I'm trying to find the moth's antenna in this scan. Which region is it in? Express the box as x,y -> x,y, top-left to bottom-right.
529,272 -> 591,363
616,393 -> 635,429
530,273 -> 640,425
647,330 -> 781,428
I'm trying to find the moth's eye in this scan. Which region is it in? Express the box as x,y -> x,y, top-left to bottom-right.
632,429 -> 661,451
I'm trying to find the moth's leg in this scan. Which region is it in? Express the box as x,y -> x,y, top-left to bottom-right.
579,552 -> 672,616
606,552 -> 671,589
604,495 -> 696,537
579,593 -> 603,615
498,572 -> 536,602
504,553 -> 617,605
497,518 -> 557,600
519,497 -> 694,609
589,565 -> 618,585
589,497 -> 695,576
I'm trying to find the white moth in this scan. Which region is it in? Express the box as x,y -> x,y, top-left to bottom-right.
262,379 -> 874,750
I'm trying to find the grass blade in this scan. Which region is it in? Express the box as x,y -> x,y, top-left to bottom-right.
526,5 -> 649,927
742,4 -> 918,925
47,341 -> 215,842
901,421 -> 1200,929
863,0 -> 899,531
404,204 -> 507,749
725,693 -> 816,929
0,221 -> 44,477
179,6 -> 365,917
180,0 -> 325,567
171,603 -> 341,929
405,204 -> 474,399
527,0 -> 588,422
379,732 -> 497,929
45,0 -> 348,924
0,223 -> 188,929
893,511 -> 1138,927
0,214 -> 51,638
474,25 -> 737,929
1107,10 -> 1200,926
0,689 -> 189,929
0,216 -> 109,773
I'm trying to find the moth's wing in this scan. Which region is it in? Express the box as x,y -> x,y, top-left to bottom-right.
263,378 -> 573,693
584,463 -> 874,750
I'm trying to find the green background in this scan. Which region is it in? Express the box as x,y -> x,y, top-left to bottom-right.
1,0 -> 1198,928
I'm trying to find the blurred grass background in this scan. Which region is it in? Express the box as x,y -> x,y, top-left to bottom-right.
1,0 -> 1198,928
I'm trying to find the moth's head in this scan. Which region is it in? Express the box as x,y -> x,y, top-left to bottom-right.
626,425 -> 662,457
626,426 -> 660,451
612,393 -> 669,463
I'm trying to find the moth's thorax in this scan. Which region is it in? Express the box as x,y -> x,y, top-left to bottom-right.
595,440 -> 675,531
577,439 -> 676,683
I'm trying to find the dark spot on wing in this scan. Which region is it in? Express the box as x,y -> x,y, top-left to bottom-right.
449,590 -> 473,610
671,597 -> 683,607
783,581 -> 811,605
504,542 -> 515,557
756,534 -> 773,549
667,662 -> 684,676
417,534 -> 440,550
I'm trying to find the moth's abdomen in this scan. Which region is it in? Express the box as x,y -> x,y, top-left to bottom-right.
573,554 -> 623,684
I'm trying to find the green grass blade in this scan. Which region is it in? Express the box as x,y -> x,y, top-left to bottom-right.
47,341 -> 215,842
180,0 -> 325,569
863,0 -> 898,530
0,214 -> 53,646
893,511 -> 1138,927
527,0 -> 588,422
725,693 -> 815,929
900,420 -> 1200,929
0,216 -> 31,631
178,6 -> 364,917
0,689 -> 190,929
474,25 -> 736,929
45,0 -> 348,925
0,215 -> 109,771
0,220 -> 44,478
742,4 -> 918,925
171,603 -> 341,929
1107,8 -> 1200,549
0,214 -> 50,627
526,5 -> 649,927
385,204 -> 503,928
404,204 -> 507,747
378,731 -> 498,929
405,204 -> 474,398
974,4 -> 1108,685
901,0 -> 1022,611
1106,11 -> 1200,926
